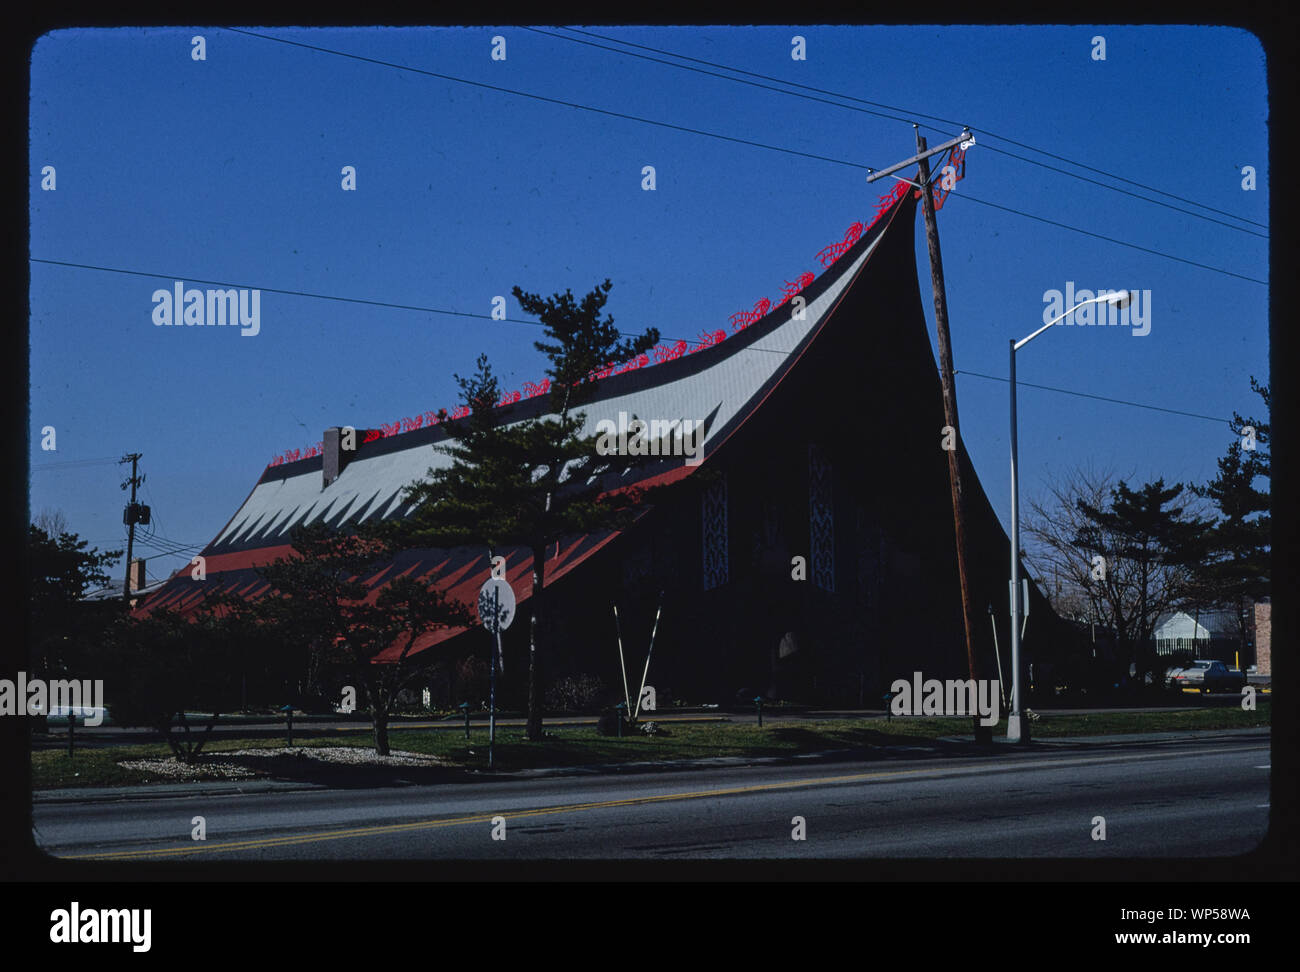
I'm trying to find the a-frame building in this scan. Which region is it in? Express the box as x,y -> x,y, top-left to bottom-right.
137,186 -> 1058,707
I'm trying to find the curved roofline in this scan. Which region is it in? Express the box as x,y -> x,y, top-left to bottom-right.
256,195 -> 912,486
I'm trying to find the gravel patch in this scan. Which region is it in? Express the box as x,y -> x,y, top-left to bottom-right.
118,746 -> 451,781
117,757 -> 260,780
219,746 -> 450,767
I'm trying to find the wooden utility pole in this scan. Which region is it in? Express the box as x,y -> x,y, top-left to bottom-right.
912,128 -> 987,743
869,126 -> 986,741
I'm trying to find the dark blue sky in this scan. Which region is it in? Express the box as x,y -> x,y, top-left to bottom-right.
29,25 -> 1268,586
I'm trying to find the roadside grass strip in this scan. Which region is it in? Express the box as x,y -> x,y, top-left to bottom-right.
33,703 -> 1271,790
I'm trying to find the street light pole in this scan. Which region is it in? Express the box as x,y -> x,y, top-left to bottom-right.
1007,290 -> 1131,743
1008,338 -> 1024,742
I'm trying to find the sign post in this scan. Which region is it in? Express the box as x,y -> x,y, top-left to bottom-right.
631,592 -> 664,721
614,604 -> 632,716
478,575 -> 516,769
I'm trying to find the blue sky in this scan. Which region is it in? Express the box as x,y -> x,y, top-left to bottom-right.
28,25 -> 1269,587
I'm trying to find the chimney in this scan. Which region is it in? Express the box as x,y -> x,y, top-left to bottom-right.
129,558 -> 146,593
323,426 -> 359,488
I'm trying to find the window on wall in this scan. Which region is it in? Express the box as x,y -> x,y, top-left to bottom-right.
809,443 -> 834,592
702,475 -> 729,590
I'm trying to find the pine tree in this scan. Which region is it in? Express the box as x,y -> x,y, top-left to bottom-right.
1072,479 -> 1211,687
27,524 -> 122,732
242,524 -> 472,755
398,281 -> 660,740
1190,378 -> 1270,657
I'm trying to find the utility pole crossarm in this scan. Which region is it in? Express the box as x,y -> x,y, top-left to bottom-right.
865,129 -> 972,184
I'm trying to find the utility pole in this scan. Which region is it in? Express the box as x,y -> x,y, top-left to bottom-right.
119,453 -> 146,602
868,127 -> 987,742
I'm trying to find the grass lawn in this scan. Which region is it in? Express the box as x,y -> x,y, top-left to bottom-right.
31,702 -> 1269,789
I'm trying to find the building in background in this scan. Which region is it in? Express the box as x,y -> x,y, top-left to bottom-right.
135,187 -> 1063,707
1152,607 -> 1257,668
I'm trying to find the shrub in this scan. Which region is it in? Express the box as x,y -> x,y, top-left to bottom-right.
545,673 -> 609,713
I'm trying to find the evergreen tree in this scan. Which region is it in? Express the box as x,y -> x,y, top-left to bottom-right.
101,607 -> 243,761
243,524 -> 472,755
1190,378 -> 1270,656
1072,479 -> 1211,687
399,281 -> 660,740
27,523 -> 122,730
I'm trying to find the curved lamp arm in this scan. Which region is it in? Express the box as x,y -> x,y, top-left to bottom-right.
1014,290 -> 1132,352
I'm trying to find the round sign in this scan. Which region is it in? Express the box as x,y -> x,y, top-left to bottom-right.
477,577 -> 516,634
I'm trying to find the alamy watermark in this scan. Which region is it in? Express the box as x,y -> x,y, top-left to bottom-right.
151,281 -> 261,336
50,903 -> 151,952
889,672 -> 1000,726
594,412 -> 705,466
1043,282 -> 1150,337
0,672 -> 104,726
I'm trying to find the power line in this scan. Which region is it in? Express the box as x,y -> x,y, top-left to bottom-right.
133,531 -> 205,557
29,255 -> 790,355
553,26 -> 1267,232
556,28 -> 973,130
977,131 -> 1266,231
956,369 -> 1231,424
222,27 -> 871,172
31,255 -> 1234,430
135,486 -> 205,556
141,480 -> 175,549
976,143 -> 1266,239
520,25 -> 917,128
939,190 -> 1266,285
91,519 -> 204,558
31,455 -> 123,471
547,20 -> 1262,247
214,28 -> 1266,286
141,528 -> 203,552
135,539 -> 204,559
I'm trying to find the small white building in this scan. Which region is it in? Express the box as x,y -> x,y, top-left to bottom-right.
1152,609 -> 1242,660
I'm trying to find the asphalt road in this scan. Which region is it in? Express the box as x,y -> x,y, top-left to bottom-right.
33,732 -> 1270,860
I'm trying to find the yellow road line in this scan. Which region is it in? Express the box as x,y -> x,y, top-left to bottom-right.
64,743 -> 1267,861
65,767 -> 935,860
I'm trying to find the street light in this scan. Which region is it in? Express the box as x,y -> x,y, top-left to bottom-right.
1007,289 -> 1131,743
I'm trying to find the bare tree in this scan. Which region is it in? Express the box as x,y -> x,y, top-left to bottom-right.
1023,466 -> 1210,685
33,508 -> 70,537
1024,466 -> 1117,624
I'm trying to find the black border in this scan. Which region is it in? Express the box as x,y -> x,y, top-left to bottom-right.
8,11 -> 1295,944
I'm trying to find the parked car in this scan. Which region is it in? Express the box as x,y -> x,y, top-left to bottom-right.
1166,659 -> 1246,694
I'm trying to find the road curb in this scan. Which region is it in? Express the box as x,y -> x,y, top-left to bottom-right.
32,726 -> 1269,801
33,779 -> 330,805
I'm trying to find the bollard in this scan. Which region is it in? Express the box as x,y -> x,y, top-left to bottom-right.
883,691 -> 894,722
280,704 -> 294,747
459,701 -> 471,739
754,696 -> 764,728
67,706 -> 74,758
615,702 -> 627,737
